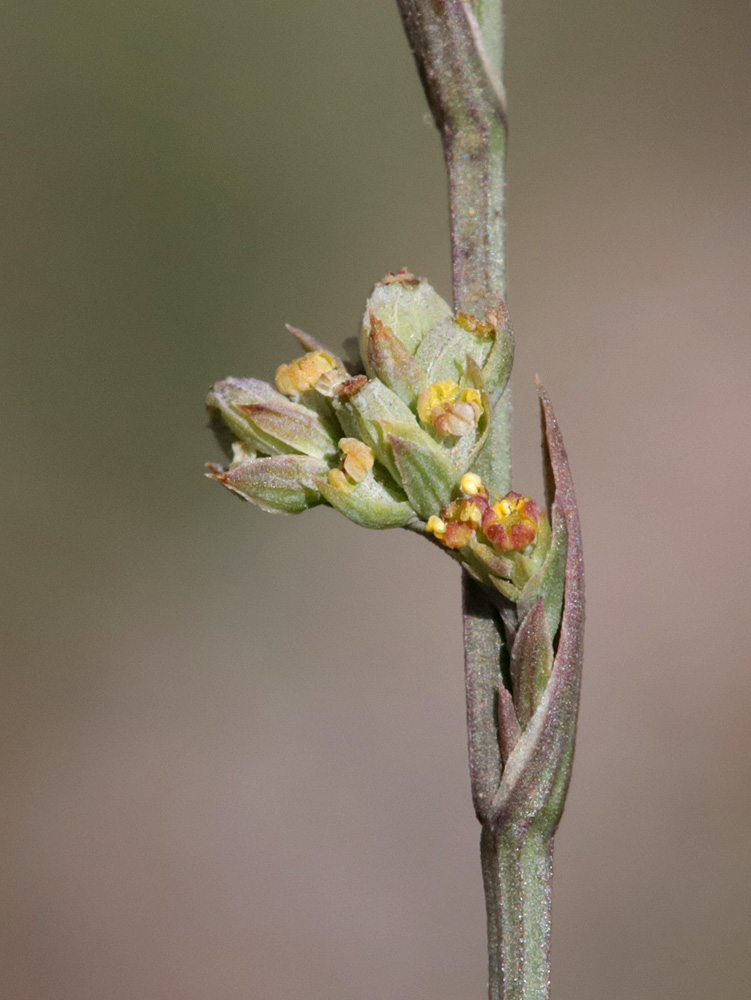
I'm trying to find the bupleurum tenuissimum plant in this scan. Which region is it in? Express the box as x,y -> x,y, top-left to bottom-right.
206,4 -> 584,999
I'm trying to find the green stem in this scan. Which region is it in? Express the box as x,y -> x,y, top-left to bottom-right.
481,828 -> 553,1000
445,97 -> 507,314
397,4 -> 556,998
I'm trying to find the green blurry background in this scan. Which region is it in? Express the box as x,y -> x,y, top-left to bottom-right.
2,1 -> 750,997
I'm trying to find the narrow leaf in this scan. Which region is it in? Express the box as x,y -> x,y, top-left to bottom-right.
517,510 -> 567,641
482,307 -> 515,400
510,599 -> 555,728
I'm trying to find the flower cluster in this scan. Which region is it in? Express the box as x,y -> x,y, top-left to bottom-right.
206,270 -> 550,594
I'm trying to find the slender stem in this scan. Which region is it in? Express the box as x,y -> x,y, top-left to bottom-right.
445,96 -> 507,313
481,828 -> 553,1000
396,3 -> 556,998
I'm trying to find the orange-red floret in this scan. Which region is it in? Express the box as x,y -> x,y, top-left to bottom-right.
481,492 -> 540,552
427,482 -> 541,554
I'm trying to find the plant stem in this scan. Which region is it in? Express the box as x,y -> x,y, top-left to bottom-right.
481,828 -> 553,1000
464,573 -> 554,999
397,3 -> 556,997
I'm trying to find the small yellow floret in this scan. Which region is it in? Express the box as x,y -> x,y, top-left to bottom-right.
460,387 -> 483,416
275,351 -> 338,395
426,515 -> 447,541
455,499 -> 483,525
417,380 -> 460,423
495,495 -> 524,519
328,468 -> 354,493
418,382 -> 484,437
460,472 -> 484,496
338,438 -> 374,483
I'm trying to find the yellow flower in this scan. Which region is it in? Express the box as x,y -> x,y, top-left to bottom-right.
417,381 -> 484,437
338,438 -> 375,484
275,351 -> 340,395
328,438 -> 376,492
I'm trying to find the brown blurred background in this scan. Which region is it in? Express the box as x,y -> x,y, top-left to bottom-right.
1,1 -> 750,997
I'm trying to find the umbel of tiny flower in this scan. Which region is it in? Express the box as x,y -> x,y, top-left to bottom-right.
206,271 -> 568,725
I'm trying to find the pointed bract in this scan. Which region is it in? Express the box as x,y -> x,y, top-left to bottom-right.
285,324 -> 345,367
510,599 -> 554,728
388,430 -> 456,520
414,316 -> 495,385
208,455 -> 328,514
486,385 -> 584,834
365,315 -> 427,405
316,471 -> 414,529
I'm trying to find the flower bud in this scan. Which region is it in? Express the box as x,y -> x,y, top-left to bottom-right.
433,400 -> 477,436
427,494 -> 487,549
414,317 -> 495,385
361,271 -> 452,362
206,454 -> 328,514
207,378 -> 339,460
316,469 -> 414,529
424,476 -> 546,586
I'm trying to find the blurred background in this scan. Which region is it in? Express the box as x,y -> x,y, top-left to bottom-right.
2,1 -> 750,997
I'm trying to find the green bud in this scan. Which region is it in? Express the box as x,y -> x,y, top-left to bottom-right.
360,271 -> 452,361
364,314 -> 426,406
208,378 -> 339,461
414,317 -> 494,386
316,470 -> 414,529
332,379 -> 418,480
207,454 -> 328,514
387,424 -> 457,520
